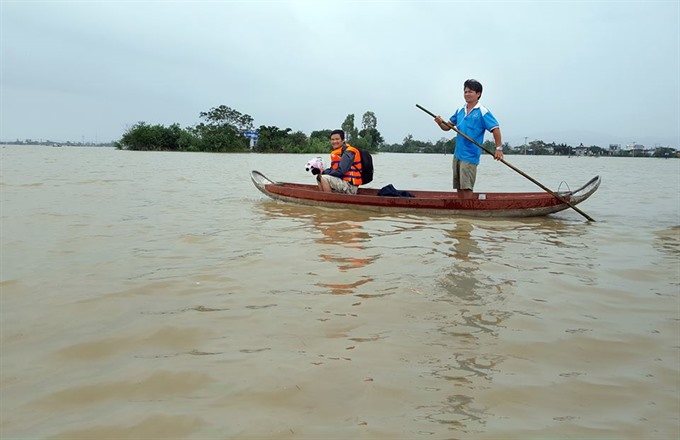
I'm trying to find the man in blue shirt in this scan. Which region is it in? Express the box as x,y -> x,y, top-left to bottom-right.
434,79 -> 504,193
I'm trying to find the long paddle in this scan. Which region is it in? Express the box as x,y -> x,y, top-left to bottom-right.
416,104 -> 595,222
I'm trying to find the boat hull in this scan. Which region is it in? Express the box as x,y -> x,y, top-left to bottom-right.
251,171 -> 600,218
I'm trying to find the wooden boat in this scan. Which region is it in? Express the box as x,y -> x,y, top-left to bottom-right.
251,170 -> 601,218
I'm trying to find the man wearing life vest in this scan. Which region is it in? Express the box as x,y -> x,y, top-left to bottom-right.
317,129 -> 362,194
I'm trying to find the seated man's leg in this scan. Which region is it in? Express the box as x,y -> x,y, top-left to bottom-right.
320,175 -> 357,194
318,175 -> 332,192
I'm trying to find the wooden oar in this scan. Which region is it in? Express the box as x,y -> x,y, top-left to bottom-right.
416,104 -> 595,222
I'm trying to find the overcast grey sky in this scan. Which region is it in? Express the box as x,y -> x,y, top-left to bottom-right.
2,0 -> 678,148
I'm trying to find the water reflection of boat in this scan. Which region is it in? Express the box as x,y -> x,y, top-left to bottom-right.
251,171 -> 600,218
256,201 -> 378,295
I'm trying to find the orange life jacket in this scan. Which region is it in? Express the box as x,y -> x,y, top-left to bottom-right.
330,144 -> 362,186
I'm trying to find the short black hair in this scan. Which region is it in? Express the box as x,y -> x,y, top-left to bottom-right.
330,129 -> 345,140
464,79 -> 483,96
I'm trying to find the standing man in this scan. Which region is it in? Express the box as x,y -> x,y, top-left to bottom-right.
434,79 -> 503,193
317,129 -> 362,194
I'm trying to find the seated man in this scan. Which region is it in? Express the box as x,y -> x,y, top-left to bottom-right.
317,129 -> 362,194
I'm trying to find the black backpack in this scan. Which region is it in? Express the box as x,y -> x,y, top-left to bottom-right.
358,149 -> 373,185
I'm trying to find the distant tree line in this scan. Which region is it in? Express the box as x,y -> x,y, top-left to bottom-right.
380,134 -> 457,154
114,104 -> 677,158
4,139 -> 113,147
381,136 -> 677,158
114,105 -> 384,154
501,140 -> 678,158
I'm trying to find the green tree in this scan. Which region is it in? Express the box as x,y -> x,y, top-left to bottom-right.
341,114 -> 358,143
653,147 -> 677,158
434,137 -> 456,155
401,134 -> 434,153
255,125 -> 292,152
116,122 -> 185,151
553,143 -> 570,156
308,129 -> 333,153
356,111 -> 384,150
189,104 -> 254,152
310,129 -> 333,141
482,140 -> 497,154
191,123 -> 245,152
308,136 -> 330,153
361,111 -> 377,131
358,127 -> 384,150
285,130 -> 311,153
199,105 -> 254,132
588,145 -> 606,156
379,142 -> 405,153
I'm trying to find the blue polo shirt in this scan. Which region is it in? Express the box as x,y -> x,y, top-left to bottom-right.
449,103 -> 499,165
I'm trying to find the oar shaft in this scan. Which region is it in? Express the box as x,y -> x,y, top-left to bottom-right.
416,104 -> 595,221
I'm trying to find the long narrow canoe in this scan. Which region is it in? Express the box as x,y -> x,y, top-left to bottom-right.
251,170 -> 600,218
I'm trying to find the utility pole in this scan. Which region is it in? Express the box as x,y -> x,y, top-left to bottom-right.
524,136 -> 528,154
